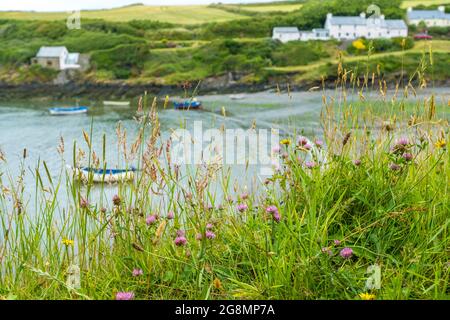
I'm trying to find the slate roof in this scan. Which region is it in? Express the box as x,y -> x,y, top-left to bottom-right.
36,46 -> 68,58
273,27 -> 299,33
408,9 -> 450,20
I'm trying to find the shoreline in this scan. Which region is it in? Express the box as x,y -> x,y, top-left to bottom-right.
0,78 -> 449,101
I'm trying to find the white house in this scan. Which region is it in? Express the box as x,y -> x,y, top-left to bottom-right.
272,27 -> 300,43
32,46 -> 80,70
325,13 -> 408,40
274,12 -> 408,43
407,6 -> 450,27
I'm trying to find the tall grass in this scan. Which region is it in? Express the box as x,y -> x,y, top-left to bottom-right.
0,51 -> 448,300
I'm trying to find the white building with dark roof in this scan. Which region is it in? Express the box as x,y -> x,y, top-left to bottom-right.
407,6 -> 450,27
32,46 -> 80,70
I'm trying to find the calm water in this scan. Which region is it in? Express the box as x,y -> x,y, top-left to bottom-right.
0,88 -> 448,214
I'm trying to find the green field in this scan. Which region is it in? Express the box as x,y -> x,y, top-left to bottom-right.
401,0 -> 450,8
0,5 -> 248,24
225,3 -> 304,12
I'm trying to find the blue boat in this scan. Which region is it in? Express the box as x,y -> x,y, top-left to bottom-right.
174,100 -> 202,110
49,106 -> 88,115
69,166 -> 137,183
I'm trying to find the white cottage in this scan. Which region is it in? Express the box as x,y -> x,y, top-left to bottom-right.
272,27 -> 300,43
407,6 -> 450,27
325,13 -> 408,40
32,46 -> 80,70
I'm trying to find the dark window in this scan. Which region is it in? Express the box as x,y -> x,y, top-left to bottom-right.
47,61 -> 52,66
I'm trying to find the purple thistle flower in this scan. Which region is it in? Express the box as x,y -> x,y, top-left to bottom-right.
334,239 -> 341,246
353,159 -> 361,166
340,247 -> 353,259
273,212 -> 281,223
315,139 -> 324,148
112,194 -> 121,206
305,161 -> 316,169
146,215 -> 157,225
241,192 -> 249,200
206,223 -> 214,230
266,205 -> 279,215
205,231 -> 216,239
389,163 -> 401,171
402,153 -> 413,161
167,211 -> 175,220
196,233 -> 203,241
396,137 -> 409,146
80,197 -> 89,209
303,143 -> 312,151
174,236 -> 187,246
115,292 -> 134,300
132,269 -> 143,277
322,247 -> 333,256
237,203 -> 248,212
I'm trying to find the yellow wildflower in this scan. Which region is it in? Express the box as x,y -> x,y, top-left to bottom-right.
359,292 -> 376,300
352,39 -> 366,50
280,139 -> 291,145
62,238 -> 74,246
435,138 -> 446,149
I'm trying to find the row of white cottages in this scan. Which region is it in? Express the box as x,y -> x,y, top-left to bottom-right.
273,6 -> 450,43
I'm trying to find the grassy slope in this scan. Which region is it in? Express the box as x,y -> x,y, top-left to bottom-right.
401,0 -> 450,8
0,5 -> 248,24
266,40 -> 450,73
224,3 -> 304,12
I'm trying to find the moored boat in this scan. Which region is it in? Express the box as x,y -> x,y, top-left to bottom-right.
174,99 -> 202,110
49,106 -> 88,115
69,166 -> 136,183
103,101 -> 130,107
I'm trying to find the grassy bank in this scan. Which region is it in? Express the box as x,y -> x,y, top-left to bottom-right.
0,56 -> 448,300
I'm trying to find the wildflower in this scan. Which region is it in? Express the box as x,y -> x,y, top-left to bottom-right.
396,137 -> 409,146
115,292 -> 134,300
146,215 -> 157,225
297,136 -> 308,146
62,238 -> 74,246
334,239 -> 341,246
272,145 -> 281,153
167,211 -> 174,220
280,139 -> 291,145
205,231 -> 216,240
237,203 -> 248,212
281,152 -> 289,159
100,207 -> 107,214
206,223 -> 214,230
80,198 -> 89,209
241,192 -> 249,200
196,233 -> 203,241
402,153 -> 413,162
112,194 -> 121,206
132,269 -> 143,277
305,161 -> 316,169
353,159 -> 361,166
435,138 -> 446,149
389,163 -> 401,171
321,247 -> 333,256
303,143 -> 312,151
359,293 -> 376,300
175,236 -> 187,246
314,139 -> 323,148
273,212 -> 281,223
266,205 -> 279,215
340,247 -> 353,259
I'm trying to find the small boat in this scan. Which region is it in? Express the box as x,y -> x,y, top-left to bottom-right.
229,94 -> 246,100
103,101 -> 130,107
49,106 -> 88,115
69,166 -> 136,183
174,99 -> 202,110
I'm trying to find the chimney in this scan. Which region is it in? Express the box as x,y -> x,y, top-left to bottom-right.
407,7 -> 413,12
438,6 -> 445,12
360,12 -> 366,18
326,13 -> 333,19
